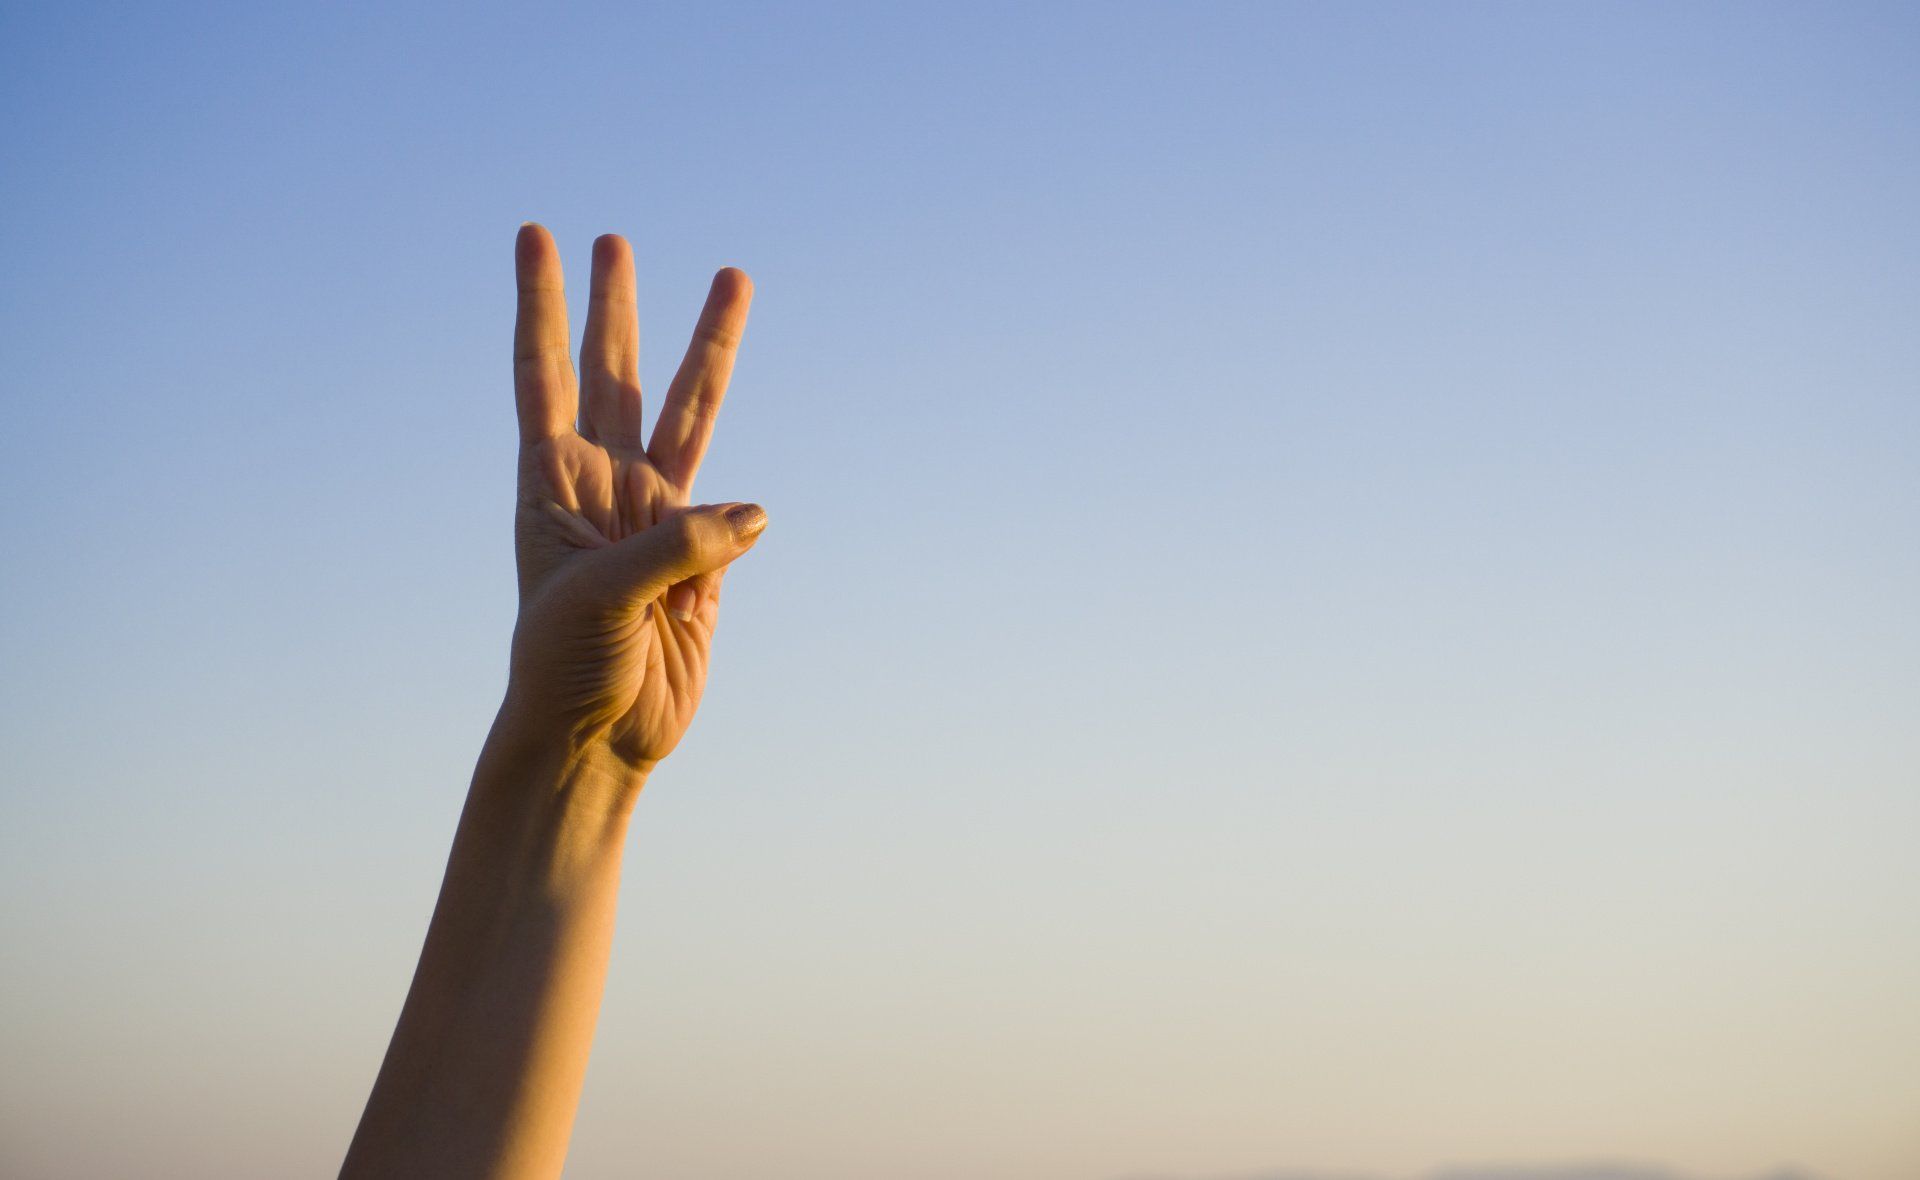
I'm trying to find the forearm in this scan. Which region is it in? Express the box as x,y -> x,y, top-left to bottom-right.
342,226 -> 759,1176
342,716 -> 644,1180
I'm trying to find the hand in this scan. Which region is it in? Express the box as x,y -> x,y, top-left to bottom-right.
342,225 -> 764,1179
500,224 -> 764,788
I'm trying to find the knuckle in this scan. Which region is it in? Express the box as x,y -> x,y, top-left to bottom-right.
695,323 -> 743,352
668,512 -> 711,558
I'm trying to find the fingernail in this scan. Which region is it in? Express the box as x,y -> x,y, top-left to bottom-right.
666,584 -> 697,622
726,503 -> 768,539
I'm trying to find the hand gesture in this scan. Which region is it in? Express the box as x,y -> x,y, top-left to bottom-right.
501,224 -> 764,785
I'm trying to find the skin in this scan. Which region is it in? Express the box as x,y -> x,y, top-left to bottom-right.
340,224 -> 764,1179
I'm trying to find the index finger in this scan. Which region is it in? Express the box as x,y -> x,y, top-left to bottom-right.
647,267 -> 752,488
513,223 -> 578,443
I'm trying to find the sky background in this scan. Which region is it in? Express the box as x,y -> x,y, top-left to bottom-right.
1,3 -> 1917,1178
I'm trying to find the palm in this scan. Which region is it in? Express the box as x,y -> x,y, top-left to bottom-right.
508,227 -> 755,770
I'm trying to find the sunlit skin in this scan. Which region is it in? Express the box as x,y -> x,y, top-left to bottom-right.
341,224 -> 763,1179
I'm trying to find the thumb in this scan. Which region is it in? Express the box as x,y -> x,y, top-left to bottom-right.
574,501 -> 768,612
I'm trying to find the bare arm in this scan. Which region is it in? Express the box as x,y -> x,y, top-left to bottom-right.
341,224 -> 764,1179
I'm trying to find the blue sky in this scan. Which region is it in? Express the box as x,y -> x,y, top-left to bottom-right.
2,4 -> 1917,1178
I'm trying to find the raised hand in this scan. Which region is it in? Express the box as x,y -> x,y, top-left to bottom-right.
501,223 -> 764,785
343,225 -> 766,1180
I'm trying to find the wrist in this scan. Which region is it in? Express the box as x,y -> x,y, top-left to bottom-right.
477,702 -> 653,825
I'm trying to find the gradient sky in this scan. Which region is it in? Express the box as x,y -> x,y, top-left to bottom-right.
2,4 -> 1917,1178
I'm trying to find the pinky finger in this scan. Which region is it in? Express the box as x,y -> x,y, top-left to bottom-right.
686,567 -> 727,627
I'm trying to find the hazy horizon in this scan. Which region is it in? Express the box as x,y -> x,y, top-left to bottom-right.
1117,1166 -> 1828,1180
